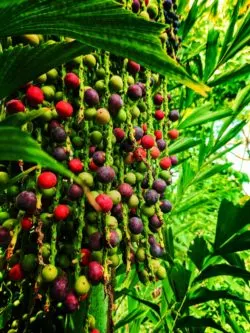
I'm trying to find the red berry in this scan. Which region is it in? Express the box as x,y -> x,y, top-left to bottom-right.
26,85 -> 44,106
21,217 -> 33,230
124,152 -> 135,165
133,148 -> 147,161
88,261 -> 104,284
142,124 -> 147,133
154,94 -> 164,105
127,60 -> 140,75
96,194 -> 113,212
6,99 -> 25,114
90,330 -> 100,333
9,263 -> 24,281
37,171 -> 57,189
154,130 -> 162,140
155,110 -> 165,120
89,159 -> 99,171
80,249 -> 91,266
141,135 -> 155,149
150,147 -> 160,159
160,157 -> 172,169
68,159 -> 83,173
56,101 -> 73,118
118,183 -> 133,199
64,72 -> 80,89
168,129 -> 179,140
113,128 -> 125,142
54,204 -> 70,221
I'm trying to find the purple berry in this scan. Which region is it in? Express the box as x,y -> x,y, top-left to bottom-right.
136,82 -> 146,97
92,151 -> 106,166
132,0 -> 140,13
160,200 -> 172,213
120,139 -> 134,152
88,261 -> 104,284
68,184 -> 83,200
108,94 -> 123,114
163,0 -> 172,11
52,147 -> 68,161
148,234 -> 157,245
157,139 -> 166,151
51,276 -> 68,301
141,176 -> 149,189
129,217 -> 143,234
170,155 -> 178,166
84,88 -> 99,106
96,166 -> 115,183
89,232 -> 103,251
111,203 -> 123,220
0,227 -> 11,247
16,191 -> 37,213
152,179 -> 167,194
118,183 -> 133,199
107,230 -> 120,247
134,126 -> 144,141
51,127 -> 67,143
149,215 -> 163,229
143,189 -> 159,205
150,243 -> 164,257
127,84 -> 142,100
169,109 -> 179,122
64,292 -> 79,312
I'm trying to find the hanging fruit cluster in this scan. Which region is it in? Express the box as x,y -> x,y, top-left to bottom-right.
0,0 -> 181,331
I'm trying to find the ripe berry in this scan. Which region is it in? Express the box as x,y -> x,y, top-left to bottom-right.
21,217 -> 33,231
169,109 -> 179,122
107,230 -> 120,247
154,94 -> 164,105
111,203 -> 123,220
127,84 -> 142,100
89,159 -> 99,171
118,183 -> 133,199
163,0 -> 172,10
134,126 -> 144,141
96,194 -> 113,212
64,292 -> 79,312
0,227 -> 11,246
51,127 -> 67,143
26,85 -> 44,106
90,329 -> 100,333
69,158 -> 83,173
149,215 -> 163,229
137,82 -> 146,96
96,166 -> 116,183
52,147 -> 68,161
150,147 -> 160,159
168,129 -> 179,140
6,99 -> 25,114
56,101 -> 73,118
16,191 -> 37,213
80,249 -> 91,266
155,110 -> 165,120
160,157 -> 172,169
144,189 -> 159,205
84,88 -> 99,106
133,147 -> 147,161
9,263 -> 24,281
127,60 -> 140,74
132,0 -> 140,13
170,155 -> 178,166
120,139 -> 134,152
129,217 -> 143,234
38,171 -> 57,189
88,261 -> 104,284
64,72 -> 80,89
154,130 -> 162,140
54,204 -> 70,221
96,108 -> 110,125
108,94 -> 123,114
141,135 -> 155,149
157,139 -> 166,151
89,232 -> 103,251
68,184 -> 83,200
51,276 -> 68,301
153,179 -> 167,193
92,151 -> 106,166
160,200 -> 172,213
150,243 -> 163,257
113,128 -> 125,142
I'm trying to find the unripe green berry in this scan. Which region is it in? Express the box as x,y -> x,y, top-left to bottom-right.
46,68 -> 58,81
83,54 -> 97,68
108,190 -> 121,204
141,204 -> 155,217
124,172 -> 137,185
109,75 -> 123,92
79,172 -> 94,187
128,194 -> 139,208
0,171 -> 9,185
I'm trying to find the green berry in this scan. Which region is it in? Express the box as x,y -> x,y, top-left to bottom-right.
130,106 -> 140,119
108,190 -> 121,204
21,254 -> 37,272
75,275 -> 91,295
85,108 -> 97,120
57,254 -> 71,269
90,131 -> 103,144
0,172 -> 9,185
140,11 -> 150,20
54,91 -> 64,102
2,219 -> 18,230
159,170 -> 171,181
128,194 -> 139,208
141,204 -> 155,217
147,4 -> 158,19
41,85 -> 55,101
156,266 -> 167,280
41,264 -> 58,282
136,248 -> 146,262
124,172 -> 136,185
94,80 -> 106,93
41,243 -> 51,259
127,75 -> 135,85
110,254 -> 120,267
109,75 -> 123,92
83,54 -> 97,68
96,67 -> 106,78
0,212 -> 10,221
6,185 -> 19,197
46,68 -> 58,81
79,172 -> 94,187
115,109 -> 127,123
37,73 -> 47,84
40,187 -> 56,198
91,250 -> 103,263
106,216 -> 118,229
72,136 -> 84,148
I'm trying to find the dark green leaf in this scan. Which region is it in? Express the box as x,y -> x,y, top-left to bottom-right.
0,0 -> 209,96
163,226 -> 174,262
176,316 -> 227,333
225,311 -> 244,333
194,264 -> 250,282
0,109 -> 46,126
114,308 -> 145,330
168,263 -> 191,302
188,236 -> 210,270
0,305 -> 12,330
168,137 -> 201,155
0,42 -> 91,99
192,163 -> 232,185
208,64 -> 250,87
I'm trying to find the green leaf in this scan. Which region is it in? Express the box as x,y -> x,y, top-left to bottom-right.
188,236 -> 210,270
186,287 -> 250,307
204,28 -> 220,81
168,263 -> 191,302
168,137 -> 201,155
194,264 -> 250,282
214,200 -> 250,253
0,0 -> 209,96
0,305 -> 12,330
176,316 -> 227,333
0,41 -> 91,99
114,308 -> 146,330
208,63 -> 250,87
192,163 -> 232,185
0,109 -> 46,126
163,226 -> 174,262
225,311 -> 244,333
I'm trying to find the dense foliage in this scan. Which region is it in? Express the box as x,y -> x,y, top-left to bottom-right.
0,0 -> 249,332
